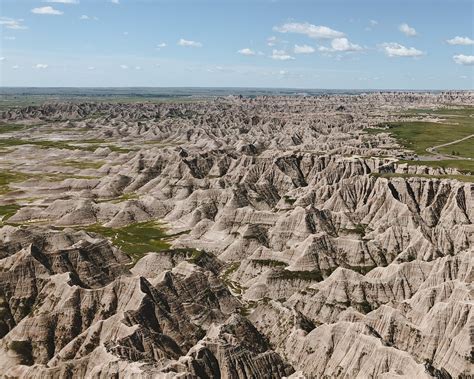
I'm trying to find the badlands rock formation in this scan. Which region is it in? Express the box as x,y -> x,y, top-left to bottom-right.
0,92 -> 472,378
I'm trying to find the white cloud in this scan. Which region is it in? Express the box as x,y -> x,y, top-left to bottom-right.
123,31 -> 129,36
178,38 -> 202,47
0,57 -> 5,61
110,0 -> 119,4
381,42 -> 424,57
0,17 -> 27,30
274,22 -> 344,39
453,54 -> 474,65
12,65 -> 19,69
80,15 -> 98,20
120,64 -> 128,69
87,66 -> 95,70
399,23 -> 417,37
157,42 -> 167,48
332,38 -> 362,51
267,36 -> 278,46
446,36 -> 474,45
270,49 -> 295,60
4,36 -> 16,40
135,66 -> 141,70
319,37 -> 362,52
34,64 -> 48,69
294,44 -> 315,54
31,6 -> 63,15
238,48 -> 256,56
44,0 -> 78,3
365,19 -> 379,31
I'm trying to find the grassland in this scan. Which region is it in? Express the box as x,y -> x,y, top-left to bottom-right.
0,94 -> 209,112
380,115 -> 473,158
0,204 -> 21,223
0,171 -> 32,194
371,172 -> 474,183
59,159 -> 104,170
82,221 -> 173,262
0,137 -> 134,153
365,107 -> 474,175
0,124 -> 32,134
437,138 -> 474,158
397,159 -> 474,175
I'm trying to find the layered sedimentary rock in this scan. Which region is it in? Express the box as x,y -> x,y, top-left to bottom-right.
0,92 -> 472,378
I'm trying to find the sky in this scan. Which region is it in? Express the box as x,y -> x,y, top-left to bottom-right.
0,0 -> 473,89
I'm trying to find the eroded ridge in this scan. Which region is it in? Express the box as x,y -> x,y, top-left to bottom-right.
0,92 -> 473,378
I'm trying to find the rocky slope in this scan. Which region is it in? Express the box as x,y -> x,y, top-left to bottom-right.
0,92 -> 472,378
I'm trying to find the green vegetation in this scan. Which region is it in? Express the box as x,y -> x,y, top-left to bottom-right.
98,192 -> 139,203
345,264 -> 377,275
382,120 -> 473,157
186,249 -> 211,264
82,221 -> 172,262
9,340 -> 32,363
0,138 -> 77,150
0,94 -> 210,111
283,195 -> 296,205
221,262 -> 240,280
276,269 -> 324,282
0,171 -> 31,194
363,127 -> 387,135
252,259 -> 288,268
0,137 -> 134,153
398,159 -> 474,175
438,137 -> 474,158
373,107 -> 474,158
0,169 -> 100,196
371,172 -> 474,183
0,204 -> 21,223
366,107 -> 474,177
355,300 -> 373,314
60,159 -> 104,170
220,262 -> 244,296
0,123 -> 30,134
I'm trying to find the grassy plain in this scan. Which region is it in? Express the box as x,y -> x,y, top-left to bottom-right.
365,107 -> 474,176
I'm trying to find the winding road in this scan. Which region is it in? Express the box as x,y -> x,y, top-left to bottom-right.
425,134 -> 474,160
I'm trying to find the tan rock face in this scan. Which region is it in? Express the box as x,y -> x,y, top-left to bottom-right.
0,92 -> 473,377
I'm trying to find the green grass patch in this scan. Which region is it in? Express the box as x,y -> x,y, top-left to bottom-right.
0,137 -> 134,153
371,172 -> 473,183
283,195 -> 296,205
404,107 -> 474,117
0,123 -> 30,134
0,204 -> 21,222
97,192 -> 139,203
345,264 -> 377,275
59,159 -> 104,169
9,340 -> 32,363
437,137 -> 474,158
82,221 -> 172,262
252,259 -> 288,268
363,127 -> 388,135
373,107 -> 474,159
398,159 -> 474,175
0,171 -> 32,194
339,223 -> 367,236
221,262 -> 240,280
381,120 -> 474,157
0,138 -> 77,150
274,269 -> 323,282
